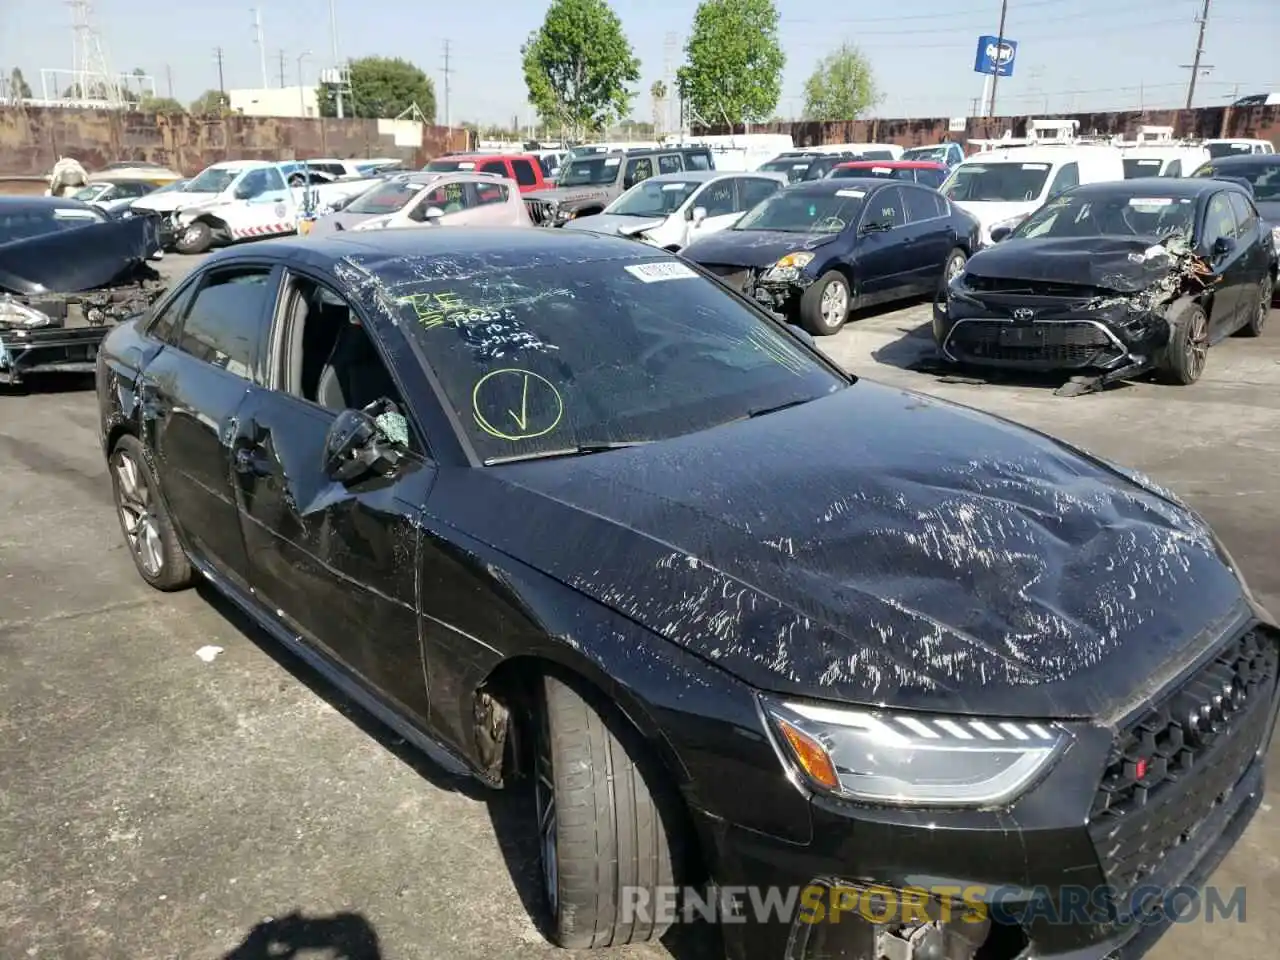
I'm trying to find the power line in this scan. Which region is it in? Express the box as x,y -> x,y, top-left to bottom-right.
1182,0 -> 1213,107
441,39 -> 452,127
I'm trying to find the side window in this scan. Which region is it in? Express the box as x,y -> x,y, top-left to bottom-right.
172,268 -> 274,379
1202,192 -> 1239,249
1163,159 -> 1182,178
478,159 -> 507,176
901,185 -> 943,223
472,181 -> 510,206
1227,192 -> 1258,237
236,169 -> 270,198
624,157 -> 654,188
696,179 -> 737,217
739,177 -> 781,210
684,152 -> 712,171
147,284 -> 196,344
867,186 -> 906,228
658,154 -> 683,174
263,166 -> 288,192
1047,162 -> 1079,197
511,158 -> 538,186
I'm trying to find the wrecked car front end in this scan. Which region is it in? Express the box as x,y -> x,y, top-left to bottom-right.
523,187 -> 613,227
935,235 -> 1211,383
0,215 -> 166,385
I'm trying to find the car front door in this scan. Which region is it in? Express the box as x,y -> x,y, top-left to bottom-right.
685,177 -> 741,245
411,181 -> 474,224
231,166 -> 294,239
1200,191 -> 1246,335
899,184 -> 954,292
853,185 -> 913,303
137,263 -> 281,588
229,270 -> 436,722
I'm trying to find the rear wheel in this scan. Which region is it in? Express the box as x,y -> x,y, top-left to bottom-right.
1156,299 -> 1210,385
535,673 -> 680,948
799,270 -> 851,336
109,434 -> 194,591
1238,273 -> 1272,337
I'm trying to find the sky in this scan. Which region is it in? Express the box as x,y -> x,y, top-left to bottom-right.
1,0 -> 1277,125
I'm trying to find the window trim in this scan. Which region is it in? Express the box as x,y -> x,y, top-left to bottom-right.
857,184 -> 907,232
167,262 -> 283,384
899,183 -> 948,224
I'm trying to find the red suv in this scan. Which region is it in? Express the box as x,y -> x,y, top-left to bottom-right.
423,153 -> 549,193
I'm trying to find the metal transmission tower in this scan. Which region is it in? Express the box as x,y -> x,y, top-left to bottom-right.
441,39 -> 453,127
662,31 -> 678,137
67,0 -> 122,105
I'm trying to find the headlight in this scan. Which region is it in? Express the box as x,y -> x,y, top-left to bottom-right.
0,297 -> 53,329
762,251 -> 815,282
762,697 -> 1069,806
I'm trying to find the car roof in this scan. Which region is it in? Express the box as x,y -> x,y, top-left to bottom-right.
642,171 -> 723,184
204,225 -> 670,270
835,160 -> 945,170
1069,178 -> 1237,199
786,178 -> 891,195
1195,153 -> 1280,167
0,195 -> 100,212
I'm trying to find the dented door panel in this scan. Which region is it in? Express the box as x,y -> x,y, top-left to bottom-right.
231,387 -> 435,723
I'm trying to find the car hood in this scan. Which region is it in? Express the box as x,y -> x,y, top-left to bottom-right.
561,214 -> 667,237
132,191 -> 218,213
1256,199 -> 1280,226
964,235 -> 1185,293
0,215 -> 162,295
682,230 -> 839,268
525,185 -> 612,206
436,381 -> 1251,720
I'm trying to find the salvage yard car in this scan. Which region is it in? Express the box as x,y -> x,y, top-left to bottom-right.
560,169 -> 785,250
934,178 -> 1276,387
423,152 -> 552,193
1190,153 -> 1280,260
96,227 -> 1279,960
683,177 -> 980,334
1,197 -> 164,386
827,160 -> 949,188
305,172 -> 531,236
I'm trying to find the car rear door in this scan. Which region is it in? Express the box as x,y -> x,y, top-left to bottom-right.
853,185 -> 914,302
136,262 -> 282,588
899,184 -> 954,292
1226,191 -> 1270,330
229,269 -> 437,722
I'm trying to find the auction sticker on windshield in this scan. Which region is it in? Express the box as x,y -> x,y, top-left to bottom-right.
1128,197 -> 1179,207
872,167 -> 893,174
605,157 -> 620,166
835,189 -> 866,198
1021,163 -> 1050,170
624,261 -> 698,283
662,182 -> 690,191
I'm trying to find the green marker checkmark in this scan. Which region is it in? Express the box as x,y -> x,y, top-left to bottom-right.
507,373 -> 529,431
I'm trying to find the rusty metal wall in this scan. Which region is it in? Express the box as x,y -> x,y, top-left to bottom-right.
0,106 -> 470,177
698,106 -> 1280,150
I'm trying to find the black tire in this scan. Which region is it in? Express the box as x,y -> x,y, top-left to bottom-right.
109,434 -> 195,591
1238,273 -> 1272,337
535,673 -> 680,949
1156,298 -> 1210,385
937,248 -> 968,303
174,220 -> 212,255
799,270 -> 851,336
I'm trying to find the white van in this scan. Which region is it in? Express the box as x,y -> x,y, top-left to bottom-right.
940,145 -> 1126,244
1203,138 -> 1276,158
808,142 -> 904,160
1119,144 -> 1210,179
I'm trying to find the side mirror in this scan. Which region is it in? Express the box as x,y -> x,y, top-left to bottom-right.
233,184 -> 256,200
690,206 -> 708,226
1212,235 -> 1235,257
423,205 -> 445,222
323,407 -> 405,484
989,226 -> 1013,243
859,221 -> 888,237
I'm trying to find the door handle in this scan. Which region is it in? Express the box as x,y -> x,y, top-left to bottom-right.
233,445 -> 272,477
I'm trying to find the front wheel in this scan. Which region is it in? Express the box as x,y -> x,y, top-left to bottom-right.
799,270 -> 851,336
535,673 -> 680,949
174,220 -> 212,255
937,248 -> 968,303
109,434 -> 195,591
1238,273 -> 1272,337
1156,299 -> 1210,385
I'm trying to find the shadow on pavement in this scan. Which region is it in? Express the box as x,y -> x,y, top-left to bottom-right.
0,371 -> 96,395
222,910 -> 382,959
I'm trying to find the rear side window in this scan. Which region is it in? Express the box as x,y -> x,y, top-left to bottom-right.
478,159 -> 507,176
658,154 -> 683,174
1047,162 -> 1079,196
1227,191 -> 1258,237
684,152 -> 712,171
474,182 -> 511,206
511,158 -> 538,186
901,185 -> 946,222
1163,159 -> 1182,178
172,268 -> 274,379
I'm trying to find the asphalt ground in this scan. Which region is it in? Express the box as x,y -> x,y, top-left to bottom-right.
2,251 -> 1277,959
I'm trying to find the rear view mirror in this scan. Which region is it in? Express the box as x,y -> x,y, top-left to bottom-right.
323,407 -> 405,484
989,226 -> 1013,243
690,206 -> 708,226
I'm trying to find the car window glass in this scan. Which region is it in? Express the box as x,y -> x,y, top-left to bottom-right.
684,152 -> 711,171
697,180 -> 737,217
478,160 -> 507,176
1163,159 -> 1182,177
900,185 -> 942,223
867,186 -> 905,228
658,154 -> 683,174
511,159 -> 538,186
237,169 -> 270,198
421,181 -> 469,214
473,181 -> 510,206
1201,193 -> 1238,248
1227,192 -> 1257,237
1047,162 -> 1079,197
263,167 -> 288,192
148,285 -> 195,344
739,177 -> 781,210
173,269 -> 273,379
625,157 -> 654,188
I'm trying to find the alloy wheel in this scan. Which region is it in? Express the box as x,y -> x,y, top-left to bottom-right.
820,281 -> 848,326
1259,277 -> 1273,331
113,449 -> 163,576
1185,311 -> 1209,380
181,225 -> 203,246
535,707 -> 558,916
946,254 -> 966,282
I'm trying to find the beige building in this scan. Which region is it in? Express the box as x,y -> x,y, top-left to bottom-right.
228,85 -> 318,118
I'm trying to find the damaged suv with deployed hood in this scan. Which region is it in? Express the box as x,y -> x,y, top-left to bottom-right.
97,227 -> 1278,960
936,178 -> 1275,388
2,196 -> 164,386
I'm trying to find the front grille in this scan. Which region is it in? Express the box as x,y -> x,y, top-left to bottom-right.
946,319 -> 1123,367
525,198 -> 556,226
964,275 -> 1102,298
1089,627 -> 1279,900
702,264 -> 751,291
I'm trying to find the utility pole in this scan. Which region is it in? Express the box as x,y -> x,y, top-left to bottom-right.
213,46 -> 226,103
251,7 -> 268,89
165,63 -> 174,98
328,0 -> 344,118
441,39 -> 453,128
1183,0 -> 1212,108
987,0 -> 1009,117
278,49 -> 287,88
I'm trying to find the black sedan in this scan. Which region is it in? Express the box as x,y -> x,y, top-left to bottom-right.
935,178 -> 1276,387
97,228 -> 1278,960
682,178 -> 981,335
1190,153 -> 1280,271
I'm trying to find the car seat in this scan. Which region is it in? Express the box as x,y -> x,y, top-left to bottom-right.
317,321 -> 400,412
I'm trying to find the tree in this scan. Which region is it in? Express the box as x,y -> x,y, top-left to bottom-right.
802,43 -> 881,120
189,89 -> 228,115
317,56 -> 436,120
521,0 -> 641,142
137,95 -> 186,114
9,68 -> 32,99
677,0 -> 785,133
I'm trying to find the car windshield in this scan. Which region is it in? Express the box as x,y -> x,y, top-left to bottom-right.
72,184 -> 110,201
733,189 -> 864,233
941,162 -> 1051,202
903,146 -> 949,162
1012,192 -> 1197,241
607,179 -> 699,216
352,254 -> 845,463
1123,158 -> 1167,178
426,159 -> 477,172
557,157 -> 620,186
185,167 -> 239,194
345,179 -> 422,214
1206,142 -> 1256,158
0,206 -> 104,244
1190,160 -> 1280,201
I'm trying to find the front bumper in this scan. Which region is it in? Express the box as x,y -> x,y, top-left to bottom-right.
0,326 -> 109,383
694,622 -> 1279,960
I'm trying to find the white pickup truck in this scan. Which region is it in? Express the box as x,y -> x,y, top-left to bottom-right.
131,159 -> 382,254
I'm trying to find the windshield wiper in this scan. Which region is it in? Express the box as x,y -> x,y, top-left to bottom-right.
483,441 -> 650,466
747,397 -> 813,418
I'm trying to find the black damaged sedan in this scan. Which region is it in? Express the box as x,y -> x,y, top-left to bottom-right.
97,228 -> 1278,960
935,178 -> 1275,387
